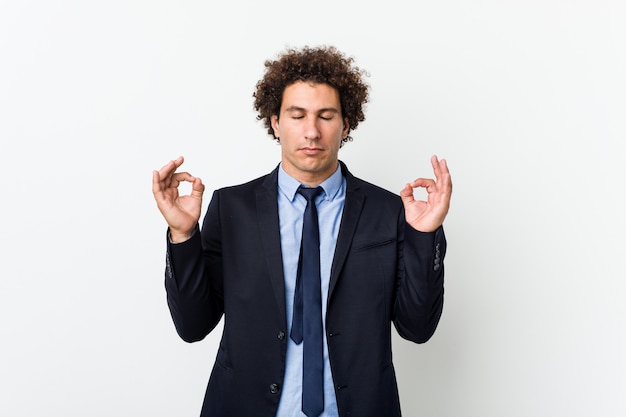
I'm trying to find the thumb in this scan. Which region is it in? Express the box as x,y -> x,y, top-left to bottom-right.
190,177 -> 205,199
399,183 -> 415,205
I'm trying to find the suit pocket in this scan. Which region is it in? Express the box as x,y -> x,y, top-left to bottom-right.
353,238 -> 395,252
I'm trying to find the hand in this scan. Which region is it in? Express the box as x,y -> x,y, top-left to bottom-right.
400,155 -> 452,232
152,156 -> 205,242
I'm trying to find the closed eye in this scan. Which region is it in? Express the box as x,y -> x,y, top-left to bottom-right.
319,112 -> 337,120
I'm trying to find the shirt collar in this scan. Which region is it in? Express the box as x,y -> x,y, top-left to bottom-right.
278,162 -> 344,203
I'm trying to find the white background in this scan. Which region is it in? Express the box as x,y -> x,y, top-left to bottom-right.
1,1 -> 625,416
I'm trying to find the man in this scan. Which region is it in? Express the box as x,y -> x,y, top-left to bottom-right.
152,45 -> 452,417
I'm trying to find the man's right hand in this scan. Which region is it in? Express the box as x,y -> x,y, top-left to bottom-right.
152,156 -> 205,243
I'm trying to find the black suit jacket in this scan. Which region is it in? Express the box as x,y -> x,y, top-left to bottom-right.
165,162 -> 445,417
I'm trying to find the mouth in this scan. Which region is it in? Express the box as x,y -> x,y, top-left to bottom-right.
300,147 -> 324,155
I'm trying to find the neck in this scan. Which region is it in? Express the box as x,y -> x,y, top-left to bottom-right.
281,162 -> 339,187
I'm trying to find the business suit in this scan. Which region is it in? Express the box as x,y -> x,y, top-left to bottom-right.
165,161 -> 446,417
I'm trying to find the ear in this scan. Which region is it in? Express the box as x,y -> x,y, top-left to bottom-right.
342,118 -> 350,139
271,115 -> 280,138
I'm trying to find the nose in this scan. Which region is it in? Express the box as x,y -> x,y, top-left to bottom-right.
303,116 -> 321,141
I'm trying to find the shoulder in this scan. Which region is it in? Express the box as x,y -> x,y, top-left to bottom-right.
213,165 -> 278,197
217,175 -> 269,193
342,161 -> 400,204
350,175 -> 403,215
350,175 -> 398,199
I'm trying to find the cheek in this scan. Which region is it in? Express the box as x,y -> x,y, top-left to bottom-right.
331,128 -> 345,148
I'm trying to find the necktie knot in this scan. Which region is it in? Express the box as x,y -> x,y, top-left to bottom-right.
297,186 -> 323,203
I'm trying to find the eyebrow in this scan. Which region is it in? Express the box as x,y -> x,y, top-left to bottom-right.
283,105 -> 341,114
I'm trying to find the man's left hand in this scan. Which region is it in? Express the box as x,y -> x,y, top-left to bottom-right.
400,155 -> 452,232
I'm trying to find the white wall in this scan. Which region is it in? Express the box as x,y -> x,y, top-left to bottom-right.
1,1 -> 625,416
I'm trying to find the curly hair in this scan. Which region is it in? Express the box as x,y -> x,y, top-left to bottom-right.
253,45 -> 370,144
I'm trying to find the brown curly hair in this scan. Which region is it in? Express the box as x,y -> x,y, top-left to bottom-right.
253,45 -> 370,144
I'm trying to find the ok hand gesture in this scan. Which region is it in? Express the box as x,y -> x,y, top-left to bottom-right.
400,155 -> 452,233
152,156 -> 205,242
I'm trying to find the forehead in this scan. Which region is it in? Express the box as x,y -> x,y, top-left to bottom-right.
280,81 -> 341,111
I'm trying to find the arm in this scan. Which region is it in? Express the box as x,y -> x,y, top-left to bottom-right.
393,155 -> 452,342
164,194 -> 225,342
152,157 -> 223,342
393,224 -> 446,343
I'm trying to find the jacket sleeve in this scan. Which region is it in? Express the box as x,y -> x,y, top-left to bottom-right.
392,218 -> 446,344
164,190 -> 224,343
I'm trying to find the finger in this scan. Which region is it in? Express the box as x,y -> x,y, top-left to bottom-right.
437,158 -> 452,194
399,183 -> 413,196
168,171 -> 196,189
399,183 -> 415,202
153,170 -> 195,197
152,170 -> 163,195
430,154 -> 439,173
408,178 -> 437,192
157,156 -> 185,181
190,177 -> 205,198
430,155 -> 448,180
436,157 -> 450,177
152,170 -> 176,206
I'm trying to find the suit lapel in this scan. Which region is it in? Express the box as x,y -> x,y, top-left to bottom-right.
256,167 -> 287,325
328,162 -> 365,302
254,162 -> 365,319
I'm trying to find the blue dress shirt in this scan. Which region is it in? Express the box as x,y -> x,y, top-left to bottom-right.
275,163 -> 346,417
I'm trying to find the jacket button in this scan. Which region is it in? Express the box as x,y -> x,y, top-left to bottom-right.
277,331 -> 285,340
269,383 -> 280,394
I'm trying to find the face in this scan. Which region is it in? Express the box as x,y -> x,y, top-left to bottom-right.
271,81 -> 349,186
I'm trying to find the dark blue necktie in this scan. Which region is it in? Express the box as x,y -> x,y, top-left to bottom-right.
291,186 -> 324,417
